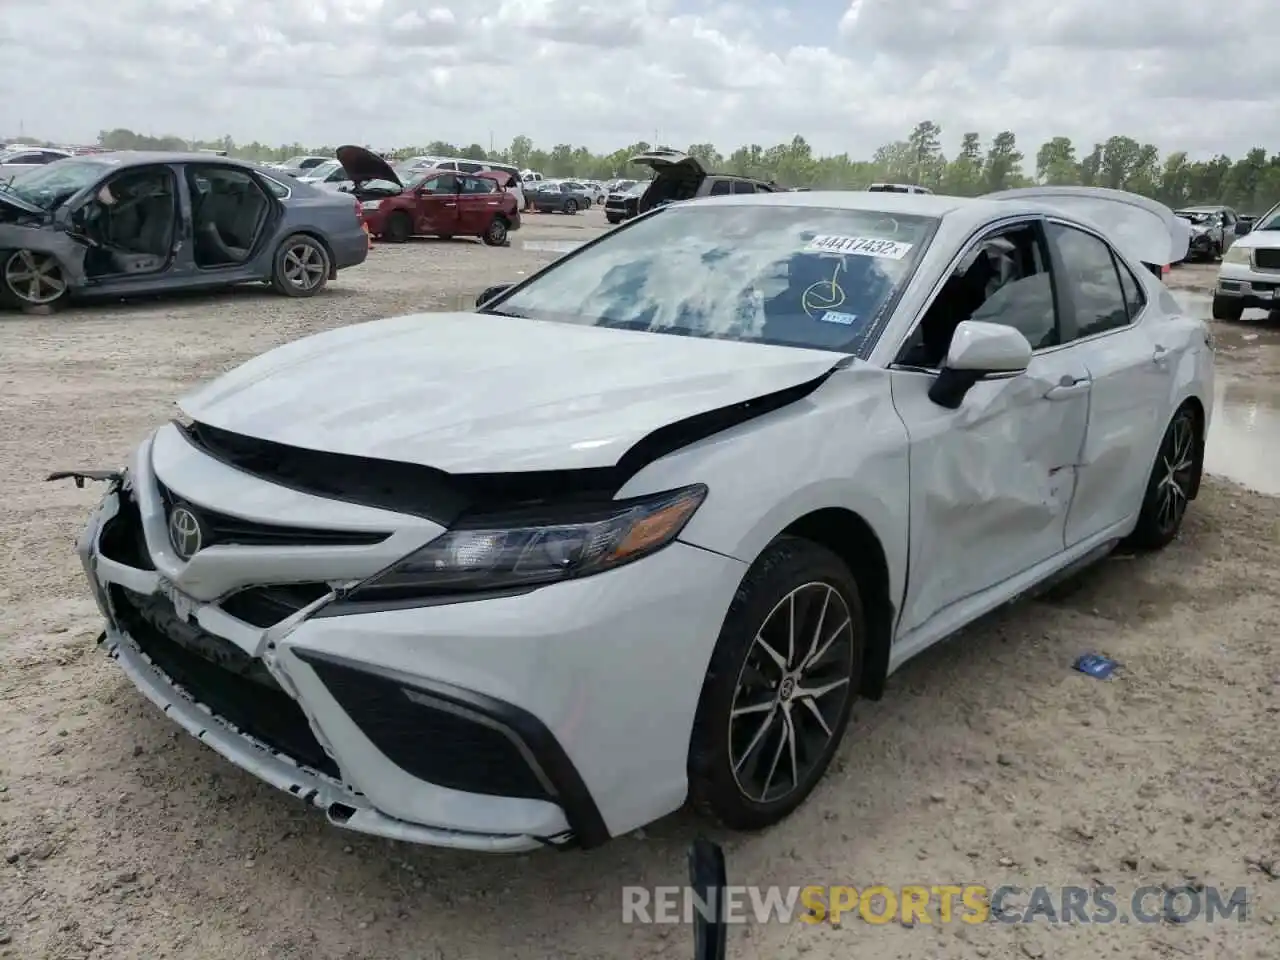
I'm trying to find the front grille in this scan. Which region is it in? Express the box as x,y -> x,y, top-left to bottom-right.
155,479 -> 388,548
109,585 -> 340,779
220,582 -> 332,628
303,656 -> 554,801
1254,248 -> 1280,270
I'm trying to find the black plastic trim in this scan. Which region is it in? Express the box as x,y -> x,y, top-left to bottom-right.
292,648 -> 611,849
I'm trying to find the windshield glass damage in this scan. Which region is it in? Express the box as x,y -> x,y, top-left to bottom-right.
6,160 -> 105,210
490,204 -> 937,356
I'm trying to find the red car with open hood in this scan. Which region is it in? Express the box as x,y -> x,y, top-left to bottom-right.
335,145 -> 520,246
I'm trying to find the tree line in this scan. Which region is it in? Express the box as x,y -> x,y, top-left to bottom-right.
86,122 -> 1280,214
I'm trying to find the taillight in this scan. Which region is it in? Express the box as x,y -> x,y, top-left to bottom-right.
352,197 -> 363,221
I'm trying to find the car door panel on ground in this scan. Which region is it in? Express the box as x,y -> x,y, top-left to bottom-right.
890,218 -> 1092,634
1043,221 -> 1172,546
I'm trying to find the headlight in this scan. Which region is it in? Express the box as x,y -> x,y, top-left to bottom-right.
1222,244 -> 1251,265
361,200 -> 382,211
342,485 -> 707,602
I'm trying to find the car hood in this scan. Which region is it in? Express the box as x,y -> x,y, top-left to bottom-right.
335,145 -> 401,187
984,186 -> 1190,265
1223,228 -> 1280,250
0,190 -> 47,217
177,312 -> 843,473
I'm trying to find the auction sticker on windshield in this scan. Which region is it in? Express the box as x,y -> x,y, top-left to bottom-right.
805,235 -> 913,259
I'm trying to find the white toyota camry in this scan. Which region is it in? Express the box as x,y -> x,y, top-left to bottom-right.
68,185 -> 1211,852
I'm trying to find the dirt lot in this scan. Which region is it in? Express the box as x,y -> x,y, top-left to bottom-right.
1,228 -> 1278,960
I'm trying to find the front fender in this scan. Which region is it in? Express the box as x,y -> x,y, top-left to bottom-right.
616,364 -> 910,608
0,223 -> 88,286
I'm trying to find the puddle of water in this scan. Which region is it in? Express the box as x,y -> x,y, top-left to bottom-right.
1205,376 -> 1280,495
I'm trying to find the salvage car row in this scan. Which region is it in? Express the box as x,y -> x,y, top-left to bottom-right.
0,146 -> 758,307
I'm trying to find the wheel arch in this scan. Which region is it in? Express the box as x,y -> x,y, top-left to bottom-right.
1178,393 -> 1207,499
777,507 -> 895,700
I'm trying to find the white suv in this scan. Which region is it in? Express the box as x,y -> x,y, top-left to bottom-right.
1212,204 -> 1280,320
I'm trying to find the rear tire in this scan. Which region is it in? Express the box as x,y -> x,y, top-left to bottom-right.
606,215 -> 621,225
482,217 -> 509,247
271,235 -> 329,298
383,211 -> 412,243
688,537 -> 864,831
1126,404 -> 1202,550
1212,295 -> 1244,321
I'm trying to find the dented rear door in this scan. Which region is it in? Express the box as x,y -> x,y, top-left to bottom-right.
890,351 -> 1090,635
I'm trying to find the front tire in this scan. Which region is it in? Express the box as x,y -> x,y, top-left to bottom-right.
1212,295 -> 1244,321
688,537 -> 864,831
1126,404 -> 1202,550
564,199 -> 578,215
0,249 -> 69,309
606,215 -> 621,224
383,211 -> 412,243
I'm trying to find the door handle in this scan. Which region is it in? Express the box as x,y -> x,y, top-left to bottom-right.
1152,344 -> 1169,366
1044,377 -> 1090,401
443,202 -> 457,207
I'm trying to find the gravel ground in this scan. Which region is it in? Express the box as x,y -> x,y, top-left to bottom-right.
1,232 -> 1278,960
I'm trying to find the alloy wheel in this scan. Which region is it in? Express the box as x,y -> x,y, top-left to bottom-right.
282,243 -> 325,290
1154,410 -> 1197,536
728,582 -> 856,804
4,250 -> 67,305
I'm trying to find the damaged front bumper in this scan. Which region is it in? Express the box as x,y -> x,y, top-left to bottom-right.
74,469 -> 566,853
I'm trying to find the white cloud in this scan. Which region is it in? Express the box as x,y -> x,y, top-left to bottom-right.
0,0 -> 1276,159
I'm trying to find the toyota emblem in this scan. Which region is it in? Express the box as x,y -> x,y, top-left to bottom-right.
167,504 -> 205,560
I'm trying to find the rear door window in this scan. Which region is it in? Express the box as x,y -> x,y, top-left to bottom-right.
708,179 -> 733,196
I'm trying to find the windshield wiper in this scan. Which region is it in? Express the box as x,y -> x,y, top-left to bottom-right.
477,306 -> 530,318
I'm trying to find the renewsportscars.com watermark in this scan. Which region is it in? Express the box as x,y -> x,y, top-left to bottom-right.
622,884 -> 1250,926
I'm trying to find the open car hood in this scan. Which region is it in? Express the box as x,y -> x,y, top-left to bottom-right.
982,186 -> 1190,266
630,149 -> 705,176
177,312 -> 842,473
335,145 -> 401,187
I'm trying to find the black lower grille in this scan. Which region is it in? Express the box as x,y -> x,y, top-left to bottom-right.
303,656 -> 553,801
1255,248 -> 1280,270
100,493 -> 154,570
109,585 -> 339,778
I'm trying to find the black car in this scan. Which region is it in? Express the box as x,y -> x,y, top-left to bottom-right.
604,180 -> 649,224
0,151 -> 369,310
629,149 -> 779,215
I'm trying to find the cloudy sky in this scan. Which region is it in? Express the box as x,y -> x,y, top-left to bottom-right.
2,0 -> 1276,159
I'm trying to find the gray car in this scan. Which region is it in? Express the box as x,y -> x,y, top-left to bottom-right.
0,152 -> 369,309
1174,205 -> 1242,261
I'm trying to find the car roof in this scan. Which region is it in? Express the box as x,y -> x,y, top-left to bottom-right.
67,151 -> 263,170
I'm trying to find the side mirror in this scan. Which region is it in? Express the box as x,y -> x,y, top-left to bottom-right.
928,320 -> 1031,409
477,283 -> 513,308
1236,221 -> 1251,235
688,838 -> 727,960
